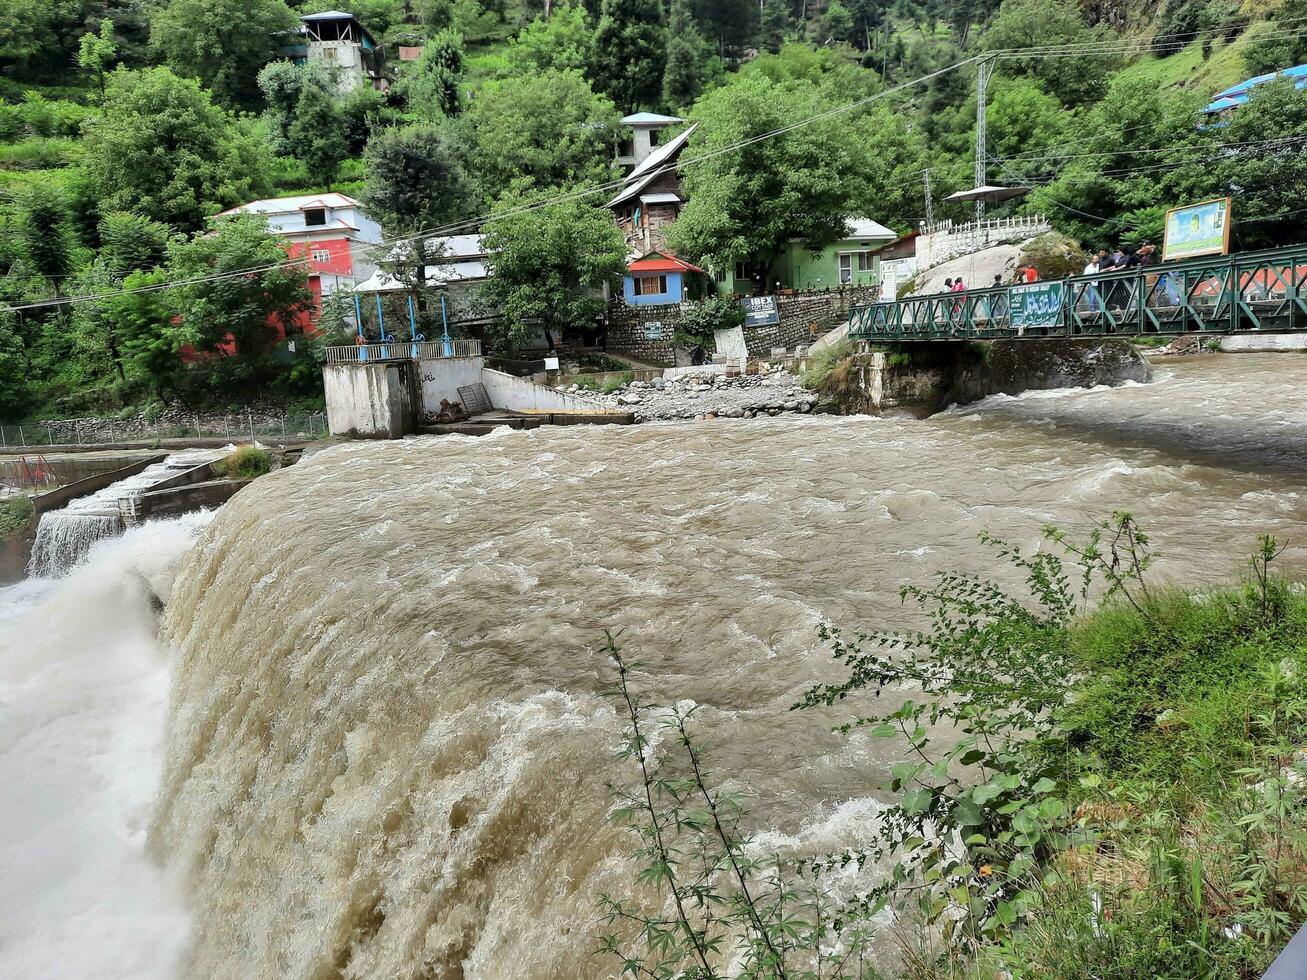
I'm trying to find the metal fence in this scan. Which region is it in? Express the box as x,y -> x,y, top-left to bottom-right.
324,340 -> 482,363
0,412 -> 329,449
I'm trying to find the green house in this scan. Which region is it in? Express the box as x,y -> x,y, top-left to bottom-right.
711,217 -> 897,295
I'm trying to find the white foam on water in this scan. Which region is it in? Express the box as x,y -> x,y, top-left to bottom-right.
0,513 -> 211,980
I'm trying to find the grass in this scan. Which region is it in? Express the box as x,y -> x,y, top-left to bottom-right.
1114,35 -> 1253,97
213,446 -> 272,481
0,495 -> 34,541
574,371 -> 633,395
0,137 -> 76,171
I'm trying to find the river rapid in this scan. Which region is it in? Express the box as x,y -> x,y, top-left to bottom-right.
4,354 -> 1307,979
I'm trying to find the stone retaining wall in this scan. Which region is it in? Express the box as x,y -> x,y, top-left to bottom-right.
606,286 -> 881,366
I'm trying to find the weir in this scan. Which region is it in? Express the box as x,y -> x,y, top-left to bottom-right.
27,452 -> 222,577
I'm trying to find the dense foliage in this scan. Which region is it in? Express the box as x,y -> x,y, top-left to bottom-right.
3,0 -> 1307,417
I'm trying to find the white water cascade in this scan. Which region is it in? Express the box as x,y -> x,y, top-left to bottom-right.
148,355 -> 1307,979
28,452 -> 222,578
0,513 -> 211,978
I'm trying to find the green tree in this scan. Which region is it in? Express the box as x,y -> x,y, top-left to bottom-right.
983,0 -> 1121,106
99,211 -> 170,276
1244,0 -> 1307,76
985,78 -> 1071,184
395,28 -> 465,119
1216,78 -> 1307,249
505,5 -> 591,75
0,314 -> 29,419
821,1 -> 855,44
150,0 -> 296,107
461,70 -> 618,202
100,269 -> 186,398
257,60 -> 310,153
590,0 -> 666,112
289,74 -> 350,188
661,0 -> 707,110
758,0 -> 793,53
361,125 -> 469,235
81,67 -> 272,231
690,0 -> 757,57
17,186 -> 79,288
165,215 -> 314,391
78,18 -> 118,95
667,71 -> 877,289
479,194 -> 626,350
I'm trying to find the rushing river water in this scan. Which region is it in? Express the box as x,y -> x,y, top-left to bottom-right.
5,353 -> 1307,979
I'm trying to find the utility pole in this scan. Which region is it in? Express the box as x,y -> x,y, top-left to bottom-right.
974,56 -> 997,225
923,169 -> 935,229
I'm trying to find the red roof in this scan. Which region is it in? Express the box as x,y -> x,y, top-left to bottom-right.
627,252 -> 706,275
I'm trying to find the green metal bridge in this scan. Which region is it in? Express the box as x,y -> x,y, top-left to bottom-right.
848,244 -> 1307,343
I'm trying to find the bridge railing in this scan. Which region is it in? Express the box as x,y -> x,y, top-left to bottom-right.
849,244 -> 1307,342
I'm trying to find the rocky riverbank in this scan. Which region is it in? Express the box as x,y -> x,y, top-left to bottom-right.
562,368 -> 820,422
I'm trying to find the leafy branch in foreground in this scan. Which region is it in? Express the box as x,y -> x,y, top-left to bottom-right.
598,631 -> 876,979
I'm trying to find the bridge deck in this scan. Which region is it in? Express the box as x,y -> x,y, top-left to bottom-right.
849,244 -> 1307,343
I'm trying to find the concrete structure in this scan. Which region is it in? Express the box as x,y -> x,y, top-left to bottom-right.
217,193 -> 384,313
623,252 -> 710,307
616,112 -> 685,171
1218,333 -> 1307,352
914,215 -> 1051,273
283,11 -> 388,91
323,360 -> 421,439
609,122 -> 697,254
323,346 -> 622,438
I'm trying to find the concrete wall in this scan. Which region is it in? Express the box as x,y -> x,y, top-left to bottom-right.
324,361 -> 419,438
480,369 -> 606,413
130,480 -> 249,522
32,455 -> 166,516
418,356 -> 485,413
1219,333 -> 1307,352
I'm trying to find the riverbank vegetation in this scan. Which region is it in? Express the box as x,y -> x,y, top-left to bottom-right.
0,496 -> 34,541
604,517 -> 1307,977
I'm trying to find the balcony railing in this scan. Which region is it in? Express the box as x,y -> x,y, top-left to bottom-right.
324,339 -> 482,363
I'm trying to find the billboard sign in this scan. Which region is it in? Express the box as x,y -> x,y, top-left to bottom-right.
1163,198 -> 1231,262
1009,281 -> 1065,328
740,295 -> 780,328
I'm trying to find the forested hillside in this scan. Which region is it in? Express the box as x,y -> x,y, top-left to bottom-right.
1,0 -> 1306,420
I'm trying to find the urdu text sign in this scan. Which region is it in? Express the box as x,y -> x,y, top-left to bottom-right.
1164,198 -> 1231,262
1009,282 -> 1064,329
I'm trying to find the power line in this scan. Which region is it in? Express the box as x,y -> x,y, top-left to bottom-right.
0,52 -> 988,314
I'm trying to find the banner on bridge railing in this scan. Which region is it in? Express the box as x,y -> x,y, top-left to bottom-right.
1009,281 -> 1064,329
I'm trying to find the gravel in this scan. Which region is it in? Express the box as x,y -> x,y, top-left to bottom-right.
562,367 -> 821,422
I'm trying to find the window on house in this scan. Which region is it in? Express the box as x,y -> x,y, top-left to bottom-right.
648,128 -> 662,147
311,248 -> 331,263
634,275 -> 668,296
713,266 -> 726,283
838,254 -> 853,285
734,262 -> 746,281
304,207 -> 326,227
857,251 -> 873,272
321,47 -> 338,62
618,137 -> 635,157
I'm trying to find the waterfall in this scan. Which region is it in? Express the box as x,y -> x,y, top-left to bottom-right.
28,513 -> 124,577
27,452 -> 223,579
147,365 -> 1307,978
0,513 -> 212,978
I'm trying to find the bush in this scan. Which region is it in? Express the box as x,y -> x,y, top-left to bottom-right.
213,446 -> 272,481
799,338 -> 856,396
0,495 -> 34,541
574,371 -> 632,394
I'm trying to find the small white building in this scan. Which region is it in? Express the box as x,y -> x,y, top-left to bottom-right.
217,192 -> 384,306
616,112 -> 686,173
285,11 -> 389,92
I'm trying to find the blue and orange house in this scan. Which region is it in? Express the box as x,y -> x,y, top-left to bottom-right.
623,252 -> 711,307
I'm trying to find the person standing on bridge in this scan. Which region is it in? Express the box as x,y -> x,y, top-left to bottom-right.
1083,253 -> 1101,313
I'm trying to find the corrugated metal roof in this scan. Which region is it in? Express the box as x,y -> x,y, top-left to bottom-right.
606,124 -> 698,209
620,112 -> 684,126
628,252 -> 705,275
218,193 -> 364,216
640,192 -> 682,205
845,217 -> 897,241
